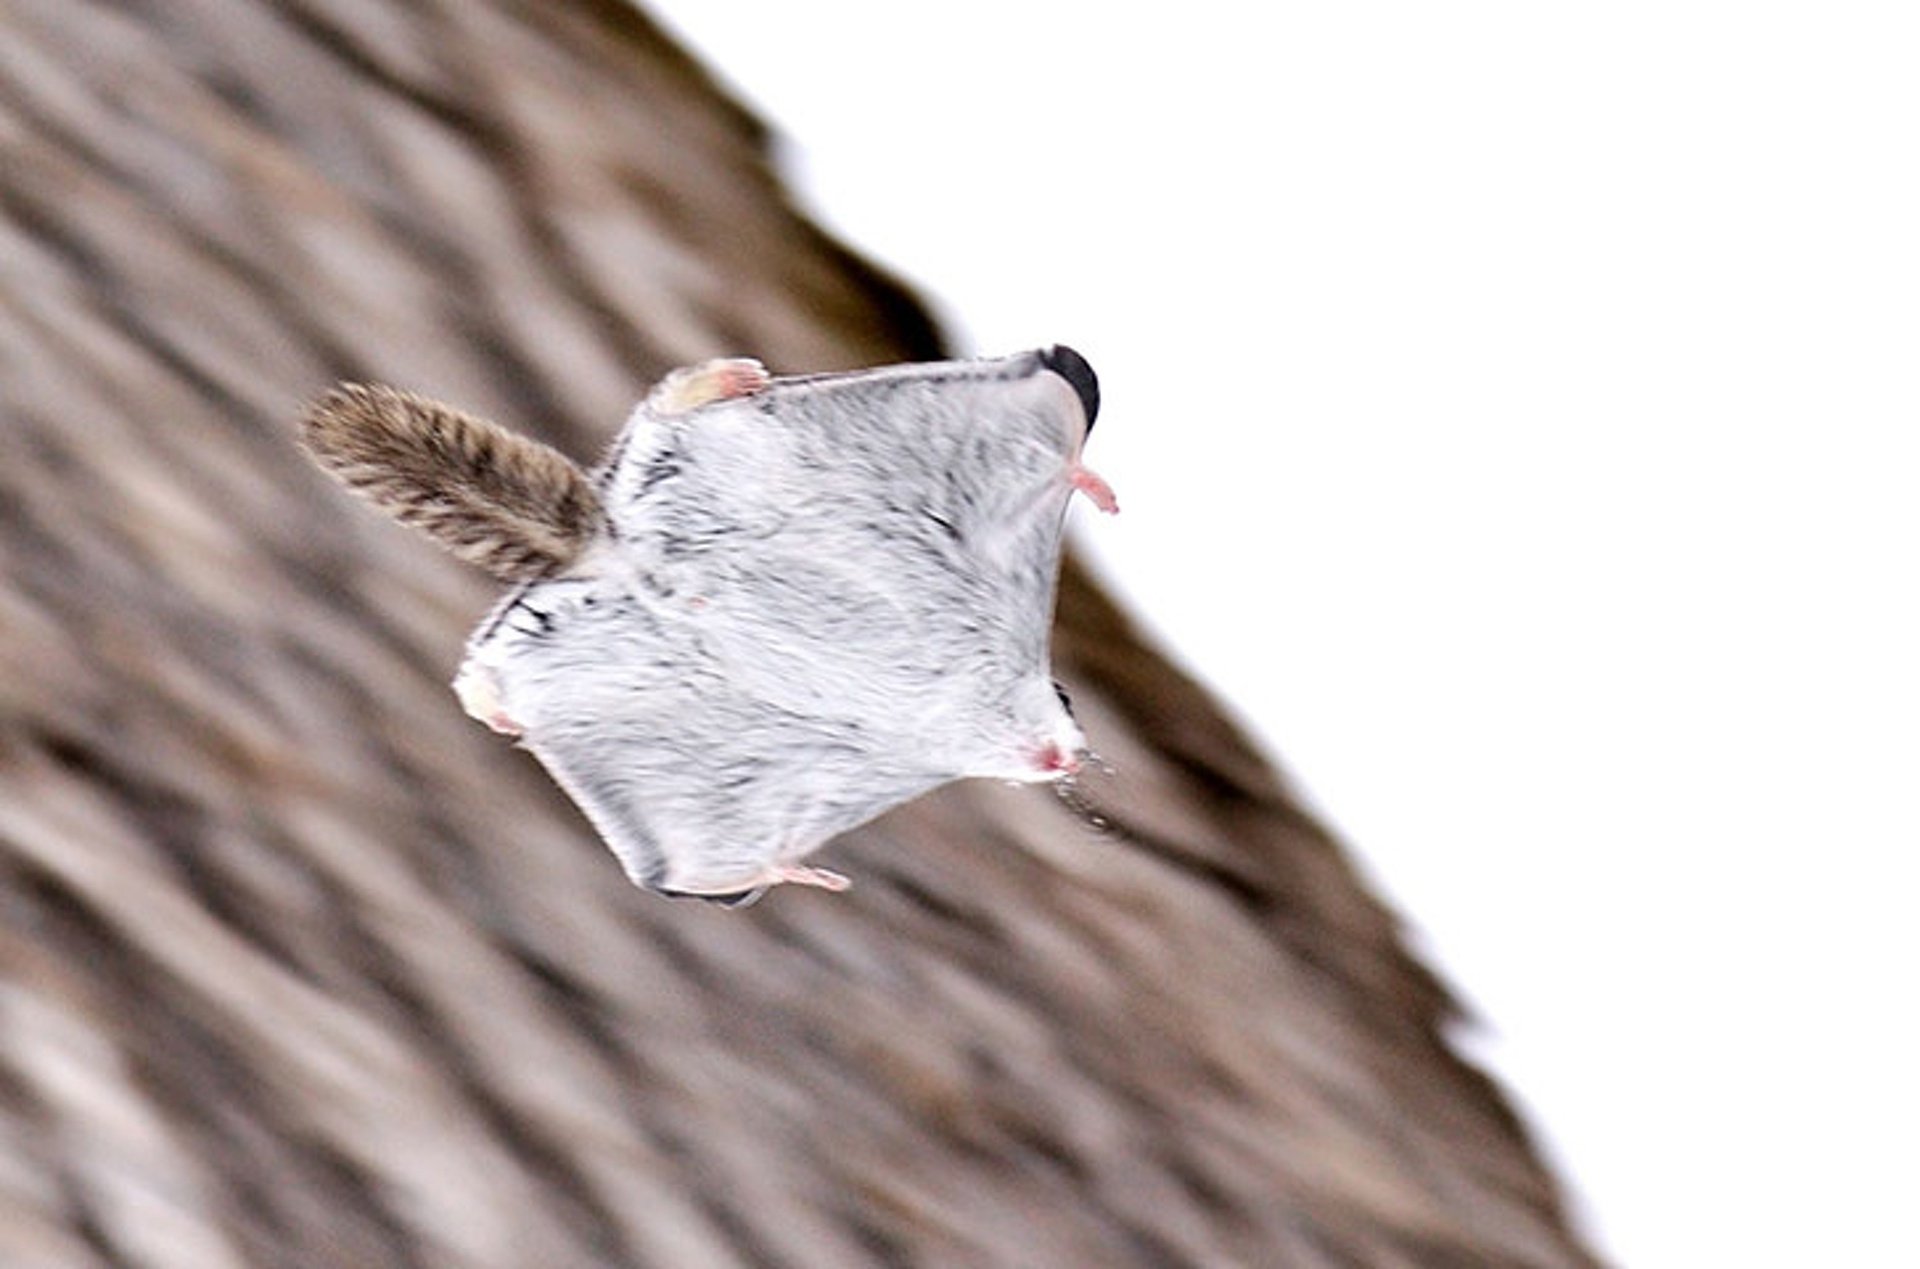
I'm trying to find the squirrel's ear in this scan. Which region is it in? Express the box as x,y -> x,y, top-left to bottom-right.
300,384 -> 604,583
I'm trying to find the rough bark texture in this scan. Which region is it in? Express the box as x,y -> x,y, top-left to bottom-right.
0,2 -> 1601,1266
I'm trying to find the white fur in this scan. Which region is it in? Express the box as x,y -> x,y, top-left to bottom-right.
459,349 -> 1101,899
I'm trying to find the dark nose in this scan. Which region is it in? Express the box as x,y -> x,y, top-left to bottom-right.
1040,344 -> 1100,434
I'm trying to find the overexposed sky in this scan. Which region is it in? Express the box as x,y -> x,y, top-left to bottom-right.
649,4 -> 1920,1265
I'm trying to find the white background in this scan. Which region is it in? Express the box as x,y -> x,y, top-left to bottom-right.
648,4 -> 1920,1264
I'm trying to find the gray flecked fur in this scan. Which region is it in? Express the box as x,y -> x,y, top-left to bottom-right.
457,350 -> 1096,898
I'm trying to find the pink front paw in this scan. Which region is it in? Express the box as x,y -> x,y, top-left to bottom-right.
1069,463 -> 1119,515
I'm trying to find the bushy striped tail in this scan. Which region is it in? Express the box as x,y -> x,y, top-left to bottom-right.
300,383 -> 603,584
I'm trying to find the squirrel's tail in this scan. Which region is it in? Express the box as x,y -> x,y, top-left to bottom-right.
300,384 -> 603,584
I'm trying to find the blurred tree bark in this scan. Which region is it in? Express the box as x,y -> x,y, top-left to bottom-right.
0,2 -> 1601,1266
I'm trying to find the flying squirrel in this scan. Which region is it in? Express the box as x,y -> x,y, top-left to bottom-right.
301,347 -> 1114,906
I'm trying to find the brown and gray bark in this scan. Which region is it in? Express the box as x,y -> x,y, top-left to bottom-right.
0,2 -> 1601,1266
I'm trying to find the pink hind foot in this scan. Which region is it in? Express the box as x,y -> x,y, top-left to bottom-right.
1069,463 -> 1119,514
647,357 -> 770,415
453,664 -> 523,737
771,863 -> 851,892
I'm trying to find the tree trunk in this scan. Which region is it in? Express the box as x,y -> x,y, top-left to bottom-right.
0,2 -> 1600,1265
